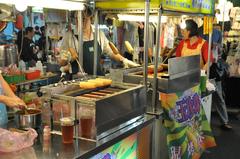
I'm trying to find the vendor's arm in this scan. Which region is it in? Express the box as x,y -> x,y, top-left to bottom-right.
99,31 -> 124,61
176,40 -> 184,57
100,31 -> 139,67
0,74 -> 26,108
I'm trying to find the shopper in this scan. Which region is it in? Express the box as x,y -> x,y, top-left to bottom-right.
199,25 -> 232,130
176,19 -> 213,70
33,25 -> 41,43
38,26 -> 50,62
19,27 -> 39,66
0,73 -> 26,126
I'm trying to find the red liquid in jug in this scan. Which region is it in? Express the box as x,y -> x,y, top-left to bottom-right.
80,117 -> 93,138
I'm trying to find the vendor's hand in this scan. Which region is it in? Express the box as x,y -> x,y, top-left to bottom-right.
3,96 -> 26,109
123,58 -> 140,68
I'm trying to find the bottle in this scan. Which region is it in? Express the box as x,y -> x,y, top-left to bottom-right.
43,125 -> 51,141
36,61 -> 43,75
19,60 -> 26,72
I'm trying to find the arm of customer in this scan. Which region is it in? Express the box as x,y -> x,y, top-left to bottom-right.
0,74 -> 26,108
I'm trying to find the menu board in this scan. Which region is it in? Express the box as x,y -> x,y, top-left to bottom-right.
160,85 -> 216,159
91,133 -> 137,159
96,0 -> 214,15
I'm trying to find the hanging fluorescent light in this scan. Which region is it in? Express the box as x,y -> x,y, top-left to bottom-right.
15,2 -> 28,12
117,14 -> 168,23
180,21 -> 186,29
0,0 -> 85,11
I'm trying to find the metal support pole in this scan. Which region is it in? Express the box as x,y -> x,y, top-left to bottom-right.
45,24 -> 49,57
78,11 -> 83,66
143,0 -> 150,87
207,30 -> 213,79
221,1 -> 225,47
151,8 -> 162,112
93,10 -> 99,76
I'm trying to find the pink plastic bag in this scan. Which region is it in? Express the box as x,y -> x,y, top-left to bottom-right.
0,128 -> 38,153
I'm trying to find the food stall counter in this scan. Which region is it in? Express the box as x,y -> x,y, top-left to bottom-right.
0,114 -> 155,159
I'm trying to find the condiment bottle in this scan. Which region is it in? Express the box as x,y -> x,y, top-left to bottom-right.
43,125 -> 51,141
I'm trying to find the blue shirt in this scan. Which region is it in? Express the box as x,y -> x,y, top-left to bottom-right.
199,27 -> 222,44
0,85 -> 7,126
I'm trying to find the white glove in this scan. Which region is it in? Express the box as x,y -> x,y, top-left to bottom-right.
123,58 -> 140,68
60,67 -> 66,77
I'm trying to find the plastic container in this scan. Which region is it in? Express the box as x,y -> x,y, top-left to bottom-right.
43,126 -> 51,141
36,61 -> 43,76
3,74 -> 26,84
77,104 -> 95,139
25,70 -> 41,80
19,60 -> 26,72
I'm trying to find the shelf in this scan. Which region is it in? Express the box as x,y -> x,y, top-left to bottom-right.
15,74 -> 57,86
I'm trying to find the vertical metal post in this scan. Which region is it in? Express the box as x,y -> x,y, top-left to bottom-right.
50,99 -> 53,131
221,1 -> 225,47
93,10 -> 99,76
151,8 -> 162,112
45,24 -> 49,57
78,11 -> 83,66
143,0 -> 150,87
207,29 -> 213,79
43,12 -> 48,57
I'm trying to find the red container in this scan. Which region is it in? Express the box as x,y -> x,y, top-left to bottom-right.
25,70 -> 41,80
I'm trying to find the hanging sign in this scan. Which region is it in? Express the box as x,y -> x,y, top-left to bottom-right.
161,0 -> 214,15
160,85 -> 216,159
96,0 -> 160,9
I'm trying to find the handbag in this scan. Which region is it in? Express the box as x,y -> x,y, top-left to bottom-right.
210,58 -> 229,81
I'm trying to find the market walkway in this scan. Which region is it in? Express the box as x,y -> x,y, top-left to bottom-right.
201,112 -> 240,159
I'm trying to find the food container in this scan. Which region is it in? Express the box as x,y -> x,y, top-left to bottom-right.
25,70 -> 41,80
15,108 -> 42,129
3,74 -> 26,84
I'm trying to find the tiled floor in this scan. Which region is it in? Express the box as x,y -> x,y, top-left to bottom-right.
201,112 -> 240,159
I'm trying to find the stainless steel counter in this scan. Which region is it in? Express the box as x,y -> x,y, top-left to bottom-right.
0,114 -> 155,159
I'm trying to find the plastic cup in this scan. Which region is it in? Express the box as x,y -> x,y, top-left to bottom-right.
60,117 -> 74,144
79,106 -> 94,139
80,116 -> 93,138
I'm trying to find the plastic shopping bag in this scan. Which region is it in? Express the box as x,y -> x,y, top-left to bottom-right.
0,128 -> 37,153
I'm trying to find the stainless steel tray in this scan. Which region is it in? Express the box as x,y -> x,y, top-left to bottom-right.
124,55 -> 201,93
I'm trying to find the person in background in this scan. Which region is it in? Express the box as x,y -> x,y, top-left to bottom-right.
33,26 -> 41,43
0,72 -> 26,126
59,6 -> 139,77
199,23 -> 232,130
19,27 -> 39,67
38,26 -> 50,62
82,7 -> 139,75
176,19 -> 213,71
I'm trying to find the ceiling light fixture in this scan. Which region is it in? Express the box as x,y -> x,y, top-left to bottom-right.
117,14 -> 168,23
0,0 -> 85,11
